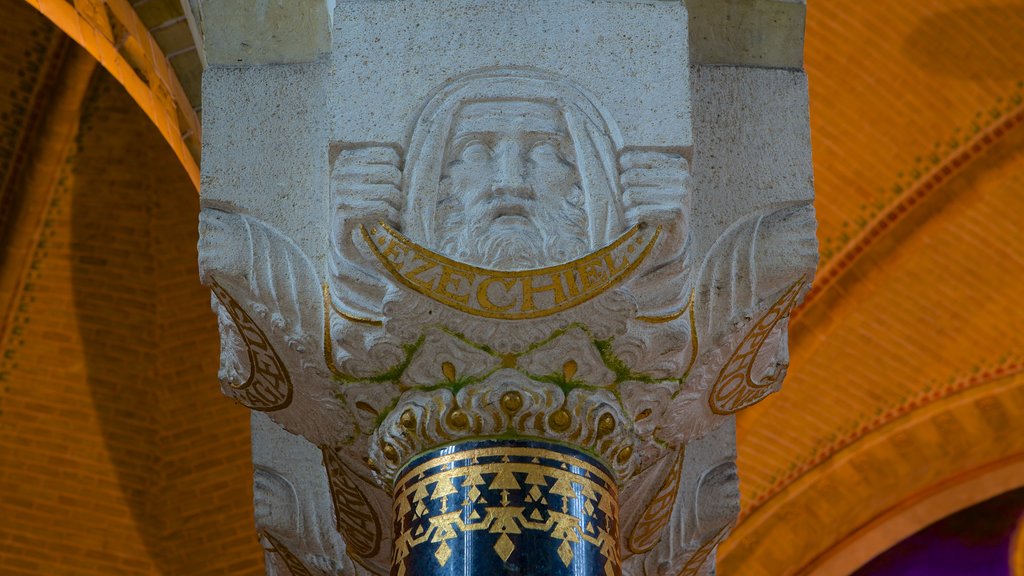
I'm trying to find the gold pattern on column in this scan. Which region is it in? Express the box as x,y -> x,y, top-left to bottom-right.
392,446 -> 620,576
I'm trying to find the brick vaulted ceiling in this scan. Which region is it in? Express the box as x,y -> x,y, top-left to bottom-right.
722,1 -> 1024,574
0,0 -> 1022,575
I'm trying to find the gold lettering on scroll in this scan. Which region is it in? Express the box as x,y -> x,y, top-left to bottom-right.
709,277 -> 806,415
322,447 -> 382,559
210,279 -> 293,411
362,222 -> 659,320
628,448 -> 684,553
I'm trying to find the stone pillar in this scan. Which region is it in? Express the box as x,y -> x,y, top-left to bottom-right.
195,1 -> 816,575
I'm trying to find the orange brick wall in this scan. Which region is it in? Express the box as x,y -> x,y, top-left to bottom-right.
0,66 -> 263,574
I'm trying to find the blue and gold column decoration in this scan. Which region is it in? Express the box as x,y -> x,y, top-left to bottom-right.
391,439 -> 621,576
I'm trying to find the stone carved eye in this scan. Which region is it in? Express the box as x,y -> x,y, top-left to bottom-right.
459,140 -> 492,164
528,139 -> 561,162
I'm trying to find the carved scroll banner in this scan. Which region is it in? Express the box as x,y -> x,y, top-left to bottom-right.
263,532 -> 316,576
627,449 -> 684,555
322,447 -> 383,561
362,222 -> 659,320
709,277 -> 807,415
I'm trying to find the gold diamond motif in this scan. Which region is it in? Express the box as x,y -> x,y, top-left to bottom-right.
494,533 -> 515,562
557,540 -> 574,567
529,485 -> 542,501
435,541 -> 452,566
394,446 -> 620,575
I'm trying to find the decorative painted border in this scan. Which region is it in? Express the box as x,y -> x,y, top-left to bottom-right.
392,440 -> 620,576
742,358 -> 1024,518
798,91 -> 1024,320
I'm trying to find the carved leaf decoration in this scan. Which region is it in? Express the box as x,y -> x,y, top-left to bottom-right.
209,279 -> 293,411
627,448 -> 684,554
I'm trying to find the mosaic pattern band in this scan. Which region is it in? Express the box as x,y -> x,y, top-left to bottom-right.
392,439 -> 621,576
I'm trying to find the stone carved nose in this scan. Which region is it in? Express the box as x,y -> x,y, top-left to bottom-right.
492,145 -> 533,199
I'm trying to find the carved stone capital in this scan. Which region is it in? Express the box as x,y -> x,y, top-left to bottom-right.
198,2 -> 817,574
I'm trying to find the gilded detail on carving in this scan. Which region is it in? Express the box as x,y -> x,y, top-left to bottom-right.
322,447 -> 383,559
628,449 -> 684,554
209,278 -> 293,411
677,527 -> 729,576
392,441 -> 620,576
263,531 -> 315,576
197,64 -> 817,576
709,277 -> 807,415
363,221 -> 659,320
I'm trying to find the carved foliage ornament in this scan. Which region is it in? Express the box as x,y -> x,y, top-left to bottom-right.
199,67 -> 817,575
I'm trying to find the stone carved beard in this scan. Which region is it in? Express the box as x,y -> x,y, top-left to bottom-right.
437,183 -> 590,269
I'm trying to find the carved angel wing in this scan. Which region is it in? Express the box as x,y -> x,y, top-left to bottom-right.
199,208 -> 354,445
658,201 -> 818,444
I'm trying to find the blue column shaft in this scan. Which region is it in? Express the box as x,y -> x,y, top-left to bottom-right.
391,439 -> 621,576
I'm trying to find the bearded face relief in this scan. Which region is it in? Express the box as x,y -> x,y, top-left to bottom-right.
436,100 -> 589,269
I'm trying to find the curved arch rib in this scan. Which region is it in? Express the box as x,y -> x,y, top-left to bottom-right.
23,0 -> 200,188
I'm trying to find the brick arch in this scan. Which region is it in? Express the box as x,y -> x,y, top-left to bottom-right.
724,0 -> 1024,573
807,455 -> 1024,575
0,2 -> 263,569
68,69 -> 263,574
22,0 -> 200,187
720,370 -> 1024,575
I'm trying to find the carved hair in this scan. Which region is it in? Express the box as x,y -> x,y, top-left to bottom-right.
402,67 -> 626,249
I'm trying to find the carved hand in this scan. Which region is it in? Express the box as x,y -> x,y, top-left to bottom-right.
620,150 -> 690,244
331,145 -> 404,265
619,150 -> 691,316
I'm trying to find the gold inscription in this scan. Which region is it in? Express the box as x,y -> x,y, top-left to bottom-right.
322,447 -> 382,559
627,448 -> 684,554
709,278 -> 806,414
210,279 -> 292,411
361,222 -> 659,320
